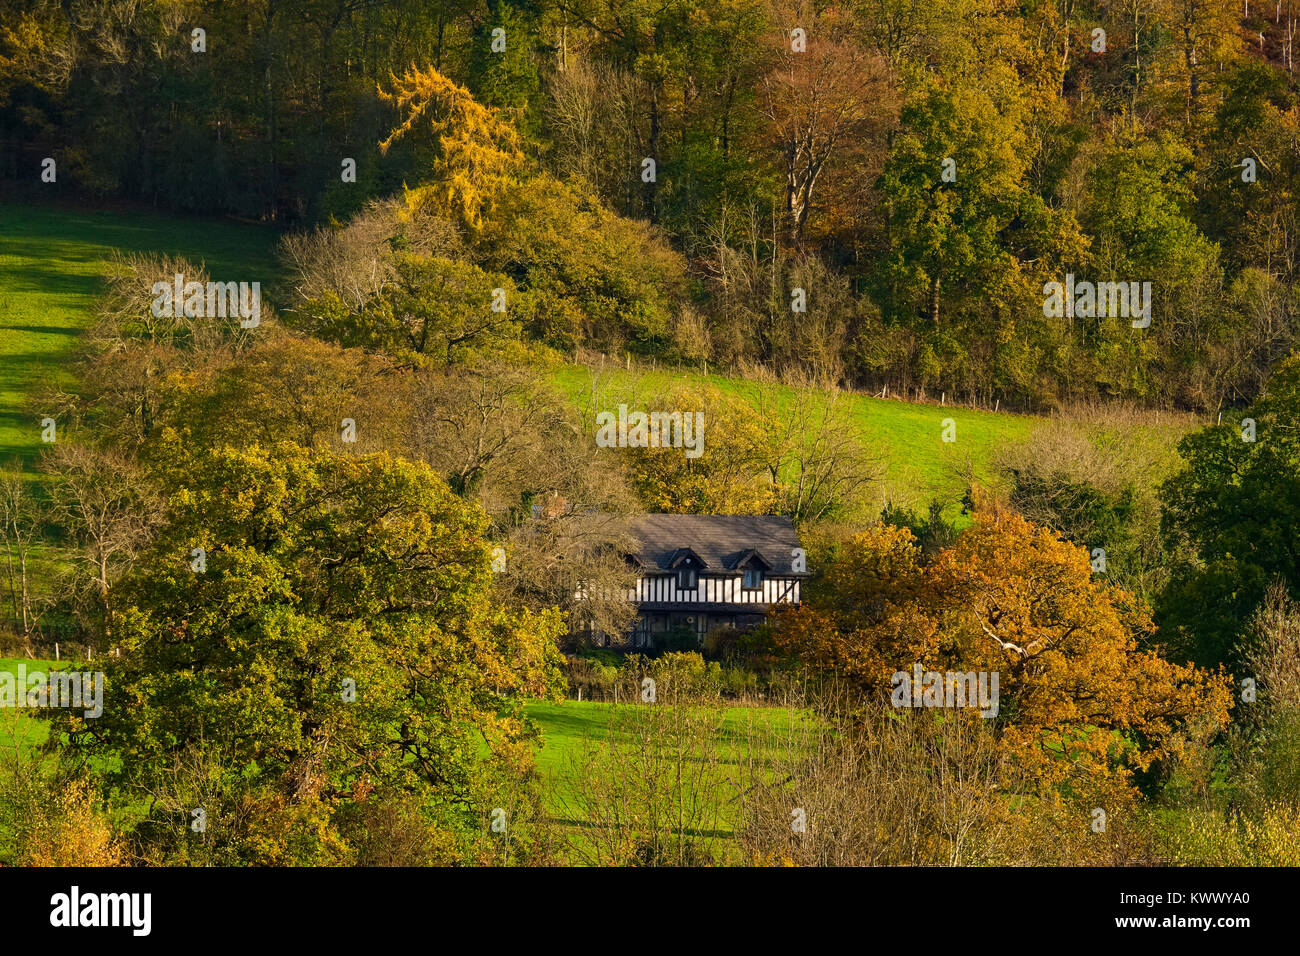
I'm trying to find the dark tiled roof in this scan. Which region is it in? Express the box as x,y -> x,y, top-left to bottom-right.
626,514 -> 804,575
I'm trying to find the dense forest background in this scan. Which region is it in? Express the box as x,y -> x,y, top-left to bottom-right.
4,0 -> 1300,412
2,0 -> 1300,867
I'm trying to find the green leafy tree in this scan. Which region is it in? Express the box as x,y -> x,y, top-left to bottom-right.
1076,131 -> 1223,401
467,2 -> 541,116
54,438 -> 564,863
294,254 -> 522,365
1159,354 -> 1300,668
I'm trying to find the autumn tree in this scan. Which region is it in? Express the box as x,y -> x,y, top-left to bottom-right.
354,254 -> 522,365
771,513 -> 1231,791
1163,0 -> 1242,136
758,15 -> 897,242
596,379 -> 776,515
174,334 -> 410,454
73,252 -> 269,447
379,65 -> 525,233
473,174 -> 689,353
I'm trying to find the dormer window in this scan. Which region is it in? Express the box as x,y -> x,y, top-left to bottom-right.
732,549 -> 772,591
667,548 -> 706,592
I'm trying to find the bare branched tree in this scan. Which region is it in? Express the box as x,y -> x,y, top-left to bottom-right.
278,198 -> 463,313
557,658 -> 734,865
0,464 -> 41,642
742,376 -> 883,523
735,694 -> 1010,866
43,444 -> 161,644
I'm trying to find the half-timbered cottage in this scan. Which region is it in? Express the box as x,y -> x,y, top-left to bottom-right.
621,514 -> 808,648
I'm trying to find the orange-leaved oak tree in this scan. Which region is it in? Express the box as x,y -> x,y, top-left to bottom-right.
771,512 -> 1231,791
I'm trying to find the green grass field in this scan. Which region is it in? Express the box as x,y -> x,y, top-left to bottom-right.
0,200 -> 282,467
523,696 -> 814,858
0,657 -> 65,752
525,697 -> 805,803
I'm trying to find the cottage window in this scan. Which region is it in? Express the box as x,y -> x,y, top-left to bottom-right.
678,568 -> 698,591
743,569 -> 763,590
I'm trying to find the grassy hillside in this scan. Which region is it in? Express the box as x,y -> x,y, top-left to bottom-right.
2,200 -> 1052,511
551,363 -> 1203,517
0,200 -> 281,467
1,200 -> 1199,517
552,363 -> 1040,512
1,201 -> 1198,515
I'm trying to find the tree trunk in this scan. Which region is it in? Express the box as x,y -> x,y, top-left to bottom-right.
645,83 -> 661,222
4,543 -> 17,630
19,548 -> 29,635
264,0 -> 279,221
